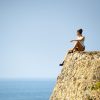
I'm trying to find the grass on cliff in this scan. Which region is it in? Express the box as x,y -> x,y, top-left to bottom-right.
90,82 -> 100,90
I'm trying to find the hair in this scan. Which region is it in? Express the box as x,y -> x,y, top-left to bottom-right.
77,29 -> 83,34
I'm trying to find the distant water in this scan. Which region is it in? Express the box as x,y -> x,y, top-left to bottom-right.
0,79 -> 55,100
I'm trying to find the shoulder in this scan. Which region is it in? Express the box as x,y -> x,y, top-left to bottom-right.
81,35 -> 85,38
83,36 -> 85,38
82,36 -> 85,40
80,36 -> 85,40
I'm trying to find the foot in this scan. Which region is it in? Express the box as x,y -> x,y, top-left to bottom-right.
68,50 -> 73,53
59,61 -> 64,66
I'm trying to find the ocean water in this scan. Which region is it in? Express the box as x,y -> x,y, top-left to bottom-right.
0,79 -> 55,100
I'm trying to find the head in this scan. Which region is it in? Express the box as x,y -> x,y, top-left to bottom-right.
77,29 -> 83,36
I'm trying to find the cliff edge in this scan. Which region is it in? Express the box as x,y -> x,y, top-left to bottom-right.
50,51 -> 100,100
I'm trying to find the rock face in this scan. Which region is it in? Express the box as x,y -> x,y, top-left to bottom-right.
50,51 -> 100,100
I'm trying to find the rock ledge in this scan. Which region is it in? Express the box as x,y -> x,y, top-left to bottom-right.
50,51 -> 100,100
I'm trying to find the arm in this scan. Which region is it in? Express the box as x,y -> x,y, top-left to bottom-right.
70,36 -> 84,42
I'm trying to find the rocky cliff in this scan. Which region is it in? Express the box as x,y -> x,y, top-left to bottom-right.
50,51 -> 100,100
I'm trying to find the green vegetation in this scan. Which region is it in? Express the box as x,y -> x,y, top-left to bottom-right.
91,82 -> 100,90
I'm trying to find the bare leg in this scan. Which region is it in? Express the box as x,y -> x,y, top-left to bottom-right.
59,51 -> 68,66
59,48 -> 73,66
59,41 -> 85,66
73,41 -> 85,51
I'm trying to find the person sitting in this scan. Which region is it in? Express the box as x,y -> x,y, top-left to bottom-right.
59,29 -> 85,66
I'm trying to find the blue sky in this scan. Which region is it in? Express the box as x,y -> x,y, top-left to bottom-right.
0,0 -> 100,79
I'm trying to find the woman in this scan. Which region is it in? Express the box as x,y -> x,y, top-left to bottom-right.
69,28 -> 85,52
59,29 -> 85,66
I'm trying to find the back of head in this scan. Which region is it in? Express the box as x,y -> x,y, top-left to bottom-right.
77,29 -> 83,34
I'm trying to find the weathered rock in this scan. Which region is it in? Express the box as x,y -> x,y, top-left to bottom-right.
50,51 -> 100,100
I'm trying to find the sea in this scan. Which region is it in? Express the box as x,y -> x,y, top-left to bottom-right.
0,79 -> 56,100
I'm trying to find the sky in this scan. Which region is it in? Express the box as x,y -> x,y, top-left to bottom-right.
0,0 -> 100,79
